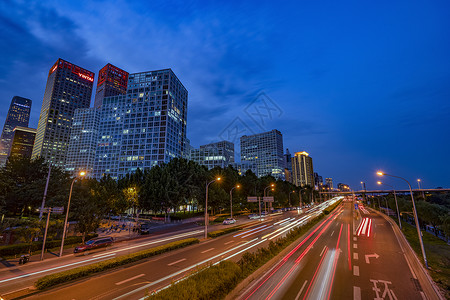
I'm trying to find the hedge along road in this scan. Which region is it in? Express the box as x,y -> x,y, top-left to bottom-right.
22,199 -> 340,300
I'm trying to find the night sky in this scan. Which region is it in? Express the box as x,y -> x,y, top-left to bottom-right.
1,0 -> 449,190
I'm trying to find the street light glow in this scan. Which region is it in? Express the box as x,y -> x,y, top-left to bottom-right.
417,179 -> 421,182
271,183 -> 275,187
236,184 -> 240,188
377,181 -> 382,185
376,171 -> 384,176
217,177 -> 221,181
79,171 -> 86,177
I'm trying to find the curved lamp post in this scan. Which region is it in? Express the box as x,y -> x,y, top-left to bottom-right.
377,171 -> 428,268
377,181 -> 402,229
263,184 -> 275,217
289,190 -> 295,207
229,184 -> 240,219
205,177 -> 221,239
60,171 -> 86,257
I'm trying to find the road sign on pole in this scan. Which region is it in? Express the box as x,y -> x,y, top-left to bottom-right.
263,196 -> 274,202
52,207 -> 64,214
247,196 -> 258,202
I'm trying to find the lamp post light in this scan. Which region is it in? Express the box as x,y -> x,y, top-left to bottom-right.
205,177 -> 221,239
377,181 -> 401,229
360,181 -> 367,203
229,185 -> 240,219
60,171 -> 86,257
289,190 -> 295,207
377,171 -> 428,268
263,184 -> 275,216
417,179 -> 425,199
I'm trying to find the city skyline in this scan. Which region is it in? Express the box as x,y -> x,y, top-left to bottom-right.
0,1 -> 449,189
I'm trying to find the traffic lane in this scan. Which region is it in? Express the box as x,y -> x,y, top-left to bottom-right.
355,212 -> 424,300
239,205 -> 345,300
24,208 -> 330,300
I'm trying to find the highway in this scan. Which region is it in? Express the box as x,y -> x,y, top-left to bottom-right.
237,201 -> 436,300
4,200 -> 338,300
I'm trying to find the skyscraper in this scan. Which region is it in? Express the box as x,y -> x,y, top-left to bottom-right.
0,96 -> 32,166
32,58 -> 94,167
65,108 -> 100,177
93,64 -> 128,108
93,69 -> 188,179
240,129 -> 285,179
191,140 -> 234,169
325,178 -> 333,190
9,127 -> 36,160
291,151 -> 314,187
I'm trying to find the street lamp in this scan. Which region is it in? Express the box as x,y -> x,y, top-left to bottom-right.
60,171 -> 86,257
417,179 -> 425,199
205,177 -> 221,239
377,171 -> 428,268
289,190 -> 295,207
377,181 -> 401,229
263,184 -> 275,217
229,184 -> 240,219
360,181 -> 367,202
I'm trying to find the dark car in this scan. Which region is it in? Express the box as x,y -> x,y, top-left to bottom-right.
74,236 -> 114,254
139,223 -> 151,234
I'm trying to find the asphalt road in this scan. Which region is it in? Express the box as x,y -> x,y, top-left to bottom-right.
11,201 -> 335,300
238,201 -> 435,300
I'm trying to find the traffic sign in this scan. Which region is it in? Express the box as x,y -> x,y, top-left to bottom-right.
52,207 -> 64,214
247,196 -> 258,202
263,196 -> 274,202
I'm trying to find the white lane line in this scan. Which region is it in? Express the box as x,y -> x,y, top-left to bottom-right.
294,280 -> 308,300
224,241 -> 234,245
274,217 -> 292,225
353,286 -> 361,300
0,253 -> 116,284
353,253 -> 358,260
168,258 -> 186,266
353,265 -> 359,276
201,248 -> 214,254
331,230 -> 334,236
241,226 -> 273,238
233,225 -> 268,237
353,237 -> 357,241
320,246 -> 327,257
115,274 -> 146,285
93,252 -> 116,258
420,291 -> 426,300
353,243 -> 357,249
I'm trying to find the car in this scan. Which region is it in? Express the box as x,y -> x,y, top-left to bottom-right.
223,218 -> 236,225
248,214 -> 259,219
139,223 -> 151,234
74,236 -> 114,254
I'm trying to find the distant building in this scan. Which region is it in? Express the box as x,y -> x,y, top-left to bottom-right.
291,151 -> 314,187
32,58 -> 94,168
337,183 -> 350,191
240,129 -> 285,179
325,178 -> 333,190
93,64 -> 128,108
0,96 -> 32,166
284,148 -> 293,183
66,108 -> 100,177
314,172 -> 323,189
191,141 -> 234,169
232,162 -> 258,176
9,127 -> 36,160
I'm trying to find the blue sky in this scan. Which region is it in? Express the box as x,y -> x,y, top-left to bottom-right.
0,0 -> 449,189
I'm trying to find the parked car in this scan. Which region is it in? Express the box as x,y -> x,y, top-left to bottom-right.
74,236 -> 114,254
248,214 -> 259,219
139,223 -> 151,234
223,218 -> 237,225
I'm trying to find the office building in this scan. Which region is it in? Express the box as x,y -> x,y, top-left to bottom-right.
9,127 -> 36,160
93,64 -> 128,108
325,178 -> 333,190
240,129 -> 284,179
66,108 -> 100,177
191,141 -> 234,169
291,151 -> 314,187
338,183 -> 350,191
232,162 -> 258,176
32,58 -> 94,167
284,148 -> 292,183
314,172 -> 323,189
0,96 -> 32,166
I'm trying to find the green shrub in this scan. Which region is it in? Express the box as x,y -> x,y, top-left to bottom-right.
35,238 -> 199,290
323,200 -> 342,215
147,261 -> 241,300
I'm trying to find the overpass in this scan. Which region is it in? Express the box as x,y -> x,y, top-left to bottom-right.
321,188 -> 450,195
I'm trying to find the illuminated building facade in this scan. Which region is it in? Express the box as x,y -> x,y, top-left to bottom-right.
291,151 -> 314,187
66,108 -> 100,177
191,140 -> 234,169
93,64 -> 128,108
240,129 -> 285,179
325,178 -> 334,190
9,127 -> 36,160
0,96 -> 32,166
32,59 -> 94,167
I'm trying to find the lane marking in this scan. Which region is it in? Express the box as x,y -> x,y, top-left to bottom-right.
302,247 -> 329,300
347,224 -> 352,271
240,226 -> 273,238
115,274 -> 145,285
353,286 -> 361,300
294,280 -> 308,300
168,258 -> 186,266
353,253 -> 358,260
201,248 -> 214,254
233,225 -> 268,237
353,237 -> 357,241
353,244 -> 357,249
325,224 -> 343,300
224,241 -> 234,245
320,246 -> 327,257
353,265 -> 359,276
331,230 -> 334,236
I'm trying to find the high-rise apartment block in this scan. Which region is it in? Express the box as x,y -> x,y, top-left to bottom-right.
93,64 -> 128,108
291,151 -> 314,187
191,141 -> 234,169
240,129 -> 285,179
9,127 -> 36,160
32,59 -> 94,167
325,178 -> 333,190
314,172 -> 323,189
65,108 -> 100,177
0,96 -> 32,166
